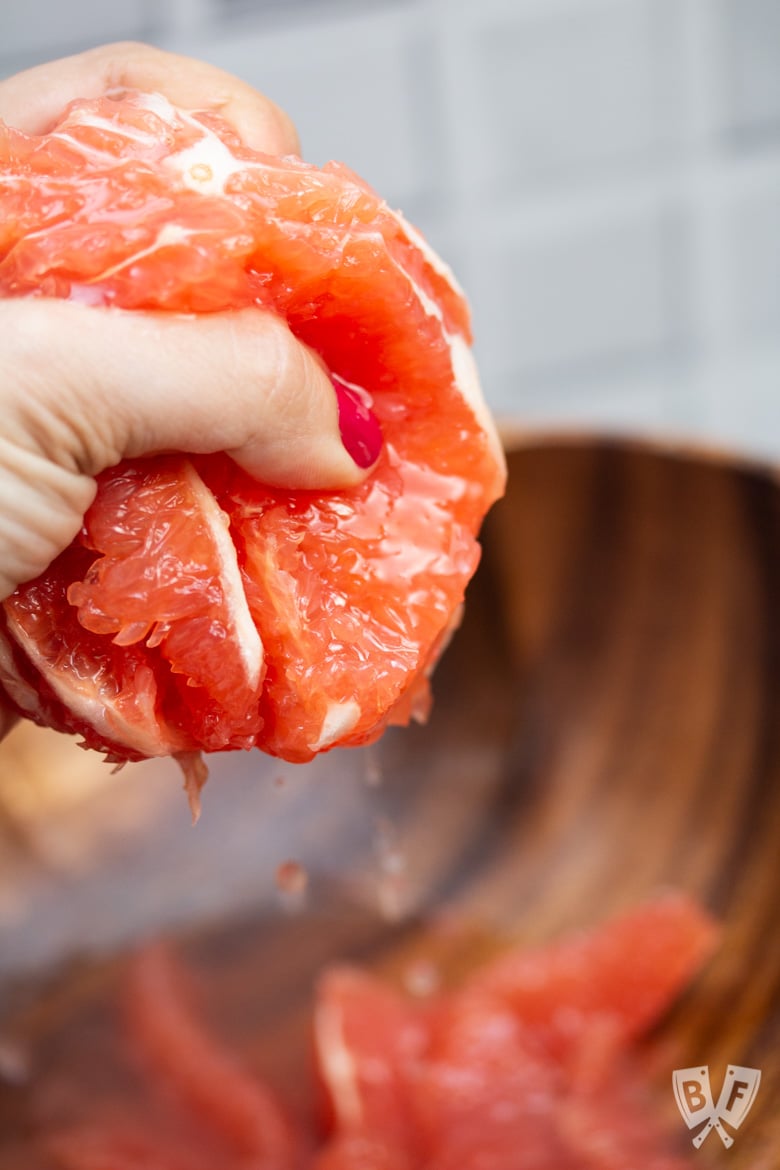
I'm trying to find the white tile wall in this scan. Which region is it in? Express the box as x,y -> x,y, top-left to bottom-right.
438,0 -> 685,194
467,200 -> 683,379
0,0 -> 156,66
0,0 -> 778,459
721,0 -> 780,140
730,172 -> 780,342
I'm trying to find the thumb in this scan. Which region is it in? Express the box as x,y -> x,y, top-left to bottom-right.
0,299 -> 382,597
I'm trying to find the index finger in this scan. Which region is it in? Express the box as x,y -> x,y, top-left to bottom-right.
0,41 -> 300,155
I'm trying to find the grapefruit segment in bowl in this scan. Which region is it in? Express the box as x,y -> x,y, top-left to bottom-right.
0,91 -> 506,768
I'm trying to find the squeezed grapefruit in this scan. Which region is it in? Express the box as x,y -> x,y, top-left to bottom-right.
0,92 -> 505,767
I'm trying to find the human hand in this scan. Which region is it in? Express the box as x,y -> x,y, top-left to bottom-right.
0,43 -> 382,609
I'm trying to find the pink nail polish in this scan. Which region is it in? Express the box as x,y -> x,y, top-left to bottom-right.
333,375 -> 383,469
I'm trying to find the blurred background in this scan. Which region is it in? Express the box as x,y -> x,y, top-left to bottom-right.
1,0 -> 779,455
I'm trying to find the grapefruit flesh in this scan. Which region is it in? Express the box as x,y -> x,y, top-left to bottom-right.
125,943 -> 300,1168
38,895 -> 715,1169
468,891 -> 721,1048
0,92 -> 505,764
312,894 -> 717,1169
313,966 -> 429,1156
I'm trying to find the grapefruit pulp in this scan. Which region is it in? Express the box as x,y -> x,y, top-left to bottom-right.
35,894 -> 718,1169
312,893 -> 719,1167
0,91 -> 505,767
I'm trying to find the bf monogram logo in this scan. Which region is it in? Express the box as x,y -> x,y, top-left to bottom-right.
672,1065 -> 761,1148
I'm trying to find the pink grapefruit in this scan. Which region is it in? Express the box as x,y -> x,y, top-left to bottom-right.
0,92 -> 505,768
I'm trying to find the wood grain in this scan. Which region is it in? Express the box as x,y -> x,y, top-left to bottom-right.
0,441 -> 778,1163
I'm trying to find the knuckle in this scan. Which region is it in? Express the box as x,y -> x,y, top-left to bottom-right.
95,40 -> 164,70
267,103 -> 301,155
232,311 -> 328,437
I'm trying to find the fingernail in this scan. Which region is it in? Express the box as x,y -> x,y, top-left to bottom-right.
333,376 -> 383,469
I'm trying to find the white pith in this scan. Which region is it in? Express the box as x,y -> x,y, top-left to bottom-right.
394,209 -> 467,298
182,461 -> 263,691
89,223 -> 193,282
165,124 -> 249,196
399,262 -> 505,480
4,612 -> 183,757
313,995 -> 363,1128
0,628 -> 40,715
308,699 -> 361,751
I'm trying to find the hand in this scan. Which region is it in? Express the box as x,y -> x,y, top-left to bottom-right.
0,43 -> 381,607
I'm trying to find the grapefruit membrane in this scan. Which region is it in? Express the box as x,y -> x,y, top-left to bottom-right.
0,91 -> 506,777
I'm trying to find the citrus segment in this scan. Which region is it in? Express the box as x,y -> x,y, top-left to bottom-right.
34,896 -> 712,1169
410,990 -> 563,1155
221,453 -> 481,761
313,1134 -> 413,1170
0,91 -> 505,765
314,967 -> 427,1153
314,897 -> 717,1168
2,545 -> 188,760
125,943 -> 300,1168
0,627 -> 42,718
47,1126 -> 207,1170
68,457 -> 263,718
470,891 -> 720,1048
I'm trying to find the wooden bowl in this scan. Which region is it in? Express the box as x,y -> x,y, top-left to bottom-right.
0,441 -> 778,1164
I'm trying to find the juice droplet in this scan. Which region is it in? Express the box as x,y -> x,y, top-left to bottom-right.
403,959 -> 441,998
0,1038 -> 29,1085
363,744 -> 383,788
275,859 -> 308,901
374,815 -> 408,921
375,816 -> 406,876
